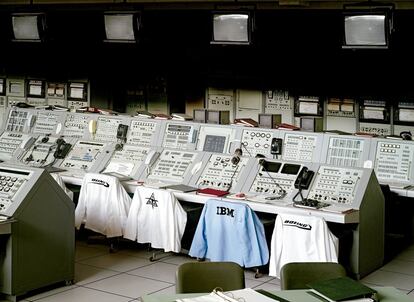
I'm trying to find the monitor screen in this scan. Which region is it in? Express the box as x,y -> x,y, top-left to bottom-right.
261,161 -> 281,173
104,13 -> 137,42
212,13 -> 250,45
344,13 -> 387,48
12,15 -> 43,41
281,164 -> 301,175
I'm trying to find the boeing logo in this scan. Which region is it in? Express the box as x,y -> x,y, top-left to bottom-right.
283,220 -> 312,230
90,178 -> 109,187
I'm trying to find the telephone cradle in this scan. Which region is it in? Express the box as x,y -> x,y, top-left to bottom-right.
293,199 -> 330,210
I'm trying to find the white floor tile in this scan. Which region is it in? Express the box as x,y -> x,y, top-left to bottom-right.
83,273 -> 172,299
361,270 -> 414,291
75,245 -> 109,261
149,285 -> 176,295
266,278 -> 281,286
160,254 -> 195,266
396,249 -> 414,262
254,281 -> 281,291
18,238 -> 414,302
118,247 -> 162,259
75,263 -> 120,285
381,259 -> 414,276
31,286 -> 130,302
126,262 -> 177,283
25,285 -> 78,301
77,253 -> 152,272
244,270 -> 273,282
245,278 -> 266,289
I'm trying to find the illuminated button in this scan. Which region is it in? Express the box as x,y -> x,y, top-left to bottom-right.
4,188 -> 10,192
5,177 -> 10,181
11,178 -> 17,182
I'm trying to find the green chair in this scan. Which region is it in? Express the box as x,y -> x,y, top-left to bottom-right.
176,261 -> 245,293
280,262 -> 347,290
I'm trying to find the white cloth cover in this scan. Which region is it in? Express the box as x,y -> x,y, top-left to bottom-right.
75,173 -> 131,238
269,213 -> 339,278
50,173 -> 74,201
124,186 -> 187,253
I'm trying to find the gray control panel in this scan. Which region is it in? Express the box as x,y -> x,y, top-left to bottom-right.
59,140 -> 112,173
95,116 -> 125,142
247,160 -> 305,196
33,111 -> 66,136
322,135 -> 371,168
241,128 -> 276,157
194,154 -> 250,192
0,131 -> 36,161
372,139 -> 414,186
127,119 -> 159,146
307,166 -> 363,205
5,108 -> 35,133
281,131 -> 323,163
103,144 -> 150,178
145,149 -> 203,184
162,122 -> 198,150
63,113 -> 90,138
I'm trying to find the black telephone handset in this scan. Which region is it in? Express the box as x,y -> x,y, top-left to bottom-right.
117,124 -> 129,143
54,139 -> 72,159
294,167 -> 314,190
270,138 -> 283,155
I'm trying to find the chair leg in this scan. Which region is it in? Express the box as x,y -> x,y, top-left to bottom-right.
149,249 -> 172,261
254,268 -> 263,278
109,237 -> 120,253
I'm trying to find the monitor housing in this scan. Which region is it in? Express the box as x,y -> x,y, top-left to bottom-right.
12,13 -> 46,42
211,11 -> 252,45
342,10 -> 392,49
104,11 -> 141,43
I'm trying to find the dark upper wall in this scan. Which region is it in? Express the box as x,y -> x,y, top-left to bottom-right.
0,8 -> 413,111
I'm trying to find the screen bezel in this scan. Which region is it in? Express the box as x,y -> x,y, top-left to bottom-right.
211,11 -> 252,46
11,13 -> 46,43
103,12 -> 141,43
342,10 -> 390,50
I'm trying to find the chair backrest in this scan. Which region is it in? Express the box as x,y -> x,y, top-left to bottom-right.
280,262 -> 346,290
176,261 -> 245,293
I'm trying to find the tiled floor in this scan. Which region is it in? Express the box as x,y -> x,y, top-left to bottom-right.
12,240 -> 414,302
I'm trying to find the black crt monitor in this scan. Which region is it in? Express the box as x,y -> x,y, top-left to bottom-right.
104,12 -> 140,43
343,11 -> 390,49
12,13 -> 46,42
211,12 -> 251,45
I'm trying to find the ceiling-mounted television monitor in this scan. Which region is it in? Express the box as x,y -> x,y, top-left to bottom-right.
104,12 -> 141,43
211,12 -> 251,45
343,11 -> 390,49
12,13 -> 46,42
